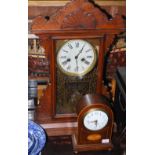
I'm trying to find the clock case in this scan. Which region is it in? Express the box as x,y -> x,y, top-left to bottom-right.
31,0 -> 125,128
72,94 -> 113,152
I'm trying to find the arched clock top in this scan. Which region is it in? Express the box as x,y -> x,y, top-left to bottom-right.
31,0 -> 125,32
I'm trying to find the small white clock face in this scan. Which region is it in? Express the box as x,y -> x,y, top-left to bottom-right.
57,39 -> 97,76
83,109 -> 108,131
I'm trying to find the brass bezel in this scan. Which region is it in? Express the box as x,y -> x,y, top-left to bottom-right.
56,39 -> 97,77
83,108 -> 109,131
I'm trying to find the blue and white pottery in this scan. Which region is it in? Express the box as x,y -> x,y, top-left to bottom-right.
28,120 -> 46,155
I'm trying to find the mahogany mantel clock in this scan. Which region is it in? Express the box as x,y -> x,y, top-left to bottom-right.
72,94 -> 113,152
31,0 -> 125,134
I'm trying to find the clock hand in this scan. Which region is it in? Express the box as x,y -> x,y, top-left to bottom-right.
89,120 -> 98,125
94,120 -> 98,127
75,44 -> 85,59
75,58 -> 79,72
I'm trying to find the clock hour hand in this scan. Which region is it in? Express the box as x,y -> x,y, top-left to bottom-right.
75,44 -> 85,59
89,120 -> 98,126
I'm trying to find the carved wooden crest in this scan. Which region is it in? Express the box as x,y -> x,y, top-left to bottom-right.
32,0 -> 125,31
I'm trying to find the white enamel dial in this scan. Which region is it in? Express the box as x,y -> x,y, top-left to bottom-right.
57,39 -> 97,76
83,109 -> 108,131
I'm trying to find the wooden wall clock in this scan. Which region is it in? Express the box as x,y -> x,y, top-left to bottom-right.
72,94 -> 113,152
31,0 -> 125,135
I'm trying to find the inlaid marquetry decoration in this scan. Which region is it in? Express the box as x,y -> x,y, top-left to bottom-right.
31,0 -> 125,124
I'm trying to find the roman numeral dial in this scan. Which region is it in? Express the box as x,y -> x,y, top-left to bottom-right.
57,39 -> 97,76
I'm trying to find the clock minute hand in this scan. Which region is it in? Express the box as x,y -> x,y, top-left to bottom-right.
75,44 -> 85,59
94,120 -> 98,127
75,58 -> 79,71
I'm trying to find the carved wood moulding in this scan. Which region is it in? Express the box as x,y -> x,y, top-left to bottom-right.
28,1 -> 126,7
32,0 -> 125,32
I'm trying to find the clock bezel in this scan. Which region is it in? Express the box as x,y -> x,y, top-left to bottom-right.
56,39 -> 97,77
83,108 -> 109,131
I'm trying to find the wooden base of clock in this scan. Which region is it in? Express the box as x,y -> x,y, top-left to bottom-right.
72,134 -> 113,153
